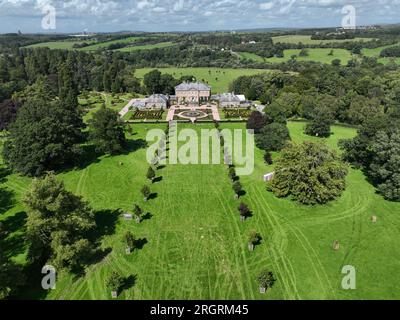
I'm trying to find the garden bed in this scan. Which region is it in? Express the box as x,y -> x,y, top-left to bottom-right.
132,110 -> 164,120
223,108 -> 252,119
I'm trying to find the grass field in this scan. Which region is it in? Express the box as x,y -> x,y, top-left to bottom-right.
266,48 -> 353,64
26,40 -> 96,50
237,52 -> 266,62
272,35 -> 375,45
115,42 -> 176,52
362,43 -> 400,65
134,68 -> 270,93
1,119 -> 400,300
80,36 -> 147,51
25,37 -> 167,52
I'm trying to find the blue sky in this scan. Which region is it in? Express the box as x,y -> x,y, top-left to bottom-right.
0,0 -> 399,33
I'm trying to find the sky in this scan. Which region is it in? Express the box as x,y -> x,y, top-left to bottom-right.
0,0 -> 399,33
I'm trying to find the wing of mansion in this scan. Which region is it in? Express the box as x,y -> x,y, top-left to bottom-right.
133,81 -> 250,110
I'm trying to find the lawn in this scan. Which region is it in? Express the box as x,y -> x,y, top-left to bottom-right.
115,42 -> 176,52
134,68 -> 270,93
237,52 -> 266,63
272,35 -> 375,45
362,43 -> 400,65
79,36 -> 148,51
26,40 -> 96,50
266,48 -> 353,64
1,120 -> 400,299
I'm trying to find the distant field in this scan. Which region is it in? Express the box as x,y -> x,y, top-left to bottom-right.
26,40 -> 96,50
116,42 -> 175,52
237,52 -> 266,62
25,36 -> 164,51
266,48 -> 353,64
362,43 -> 400,65
272,35 -> 375,45
134,67 -> 270,93
81,36 -> 147,51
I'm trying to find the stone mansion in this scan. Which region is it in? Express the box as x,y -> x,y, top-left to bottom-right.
133,81 -> 249,110
175,82 -> 211,104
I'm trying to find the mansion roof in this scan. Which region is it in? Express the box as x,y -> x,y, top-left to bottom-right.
145,94 -> 169,104
175,82 -> 211,92
211,93 -> 241,103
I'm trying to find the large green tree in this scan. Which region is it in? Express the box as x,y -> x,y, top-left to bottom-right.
88,106 -> 126,155
3,98 -> 83,176
24,173 -> 96,270
255,123 -> 291,152
270,141 -> 348,205
305,106 -> 333,138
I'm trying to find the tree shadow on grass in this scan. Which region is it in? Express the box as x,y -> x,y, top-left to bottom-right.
74,144 -> 102,170
91,209 -> 121,241
121,274 -> 137,292
135,238 -> 148,250
123,139 -> 148,155
0,211 -> 27,259
142,212 -> 153,221
153,176 -> 163,183
148,193 -> 158,200
0,187 -> 15,216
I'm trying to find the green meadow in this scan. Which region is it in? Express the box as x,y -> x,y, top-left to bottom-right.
272,35 -> 375,45
266,48 -> 353,64
1,118 -> 400,300
134,68 -> 270,93
26,40 -> 96,50
237,52 -> 266,62
115,42 -> 176,52
362,43 -> 400,65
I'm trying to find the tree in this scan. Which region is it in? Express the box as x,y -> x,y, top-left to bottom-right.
264,151 -> 273,165
257,269 -> 275,292
146,167 -> 156,182
141,185 -> 151,201
264,103 -> 287,124
299,48 -> 309,57
238,202 -> 251,221
3,98 -> 83,176
331,59 -> 341,67
232,181 -> 243,198
23,173 -> 96,270
228,167 -> 236,182
88,106 -> 126,155
248,231 -> 261,251
106,271 -> 125,295
256,123 -> 291,152
133,204 -> 143,223
246,111 -> 266,134
305,106 -> 333,138
124,231 -> 136,252
143,69 -> 162,94
0,99 -> 21,131
368,129 -> 400,201
270,141 -> 348,205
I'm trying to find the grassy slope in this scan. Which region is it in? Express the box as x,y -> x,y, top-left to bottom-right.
134,68 -> 270,93
115,42 -> 175,52
272,35 -> 375,45
237,52 -> 266,62
26,40 -> 96,50
266,48 -> 353,64
1,120 -> 400,299
362,43 -> 400,65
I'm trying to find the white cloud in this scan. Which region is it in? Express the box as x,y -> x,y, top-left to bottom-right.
0,0 -> 399,32
259,2 -> 274,10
